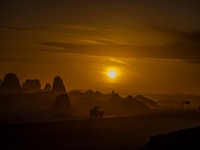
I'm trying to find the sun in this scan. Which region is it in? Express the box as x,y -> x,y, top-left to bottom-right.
108,70 -> 117,78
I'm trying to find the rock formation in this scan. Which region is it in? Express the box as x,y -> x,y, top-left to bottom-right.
117,95 -> 151,115
111,90 -> 116,95
52,94 -> 80,117
43,83 -> 51,91
84,89 -> 94,96
102,93 -> 151,115
0,73 -> 22,93
53,94 -> 71,110
134,95 -> 158,109
22,79 -> 41,93
52,76 -> 66,94
110,93 -> 122,103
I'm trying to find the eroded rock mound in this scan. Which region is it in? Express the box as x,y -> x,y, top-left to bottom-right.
43,83 -> 51,91
118,95 -> 150,115
53,94 -> 71,110
22,79 -> 41,93
134,95 -> 158,109
51,94 -> 80,117
52,76 -> 66,94
0,73 -> 22,93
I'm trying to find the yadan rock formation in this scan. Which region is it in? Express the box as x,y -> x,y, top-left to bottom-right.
22,79 -> 41,93
43,83 -> 52,91
53,94 -> 71,110
52,76 -> 66,94
51,94 -> 80,117
134,95 -> 158,109
118,95 -> 151,115
0,73 -> 22,93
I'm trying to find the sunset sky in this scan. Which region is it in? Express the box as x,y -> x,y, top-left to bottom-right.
0,0 -> 200,95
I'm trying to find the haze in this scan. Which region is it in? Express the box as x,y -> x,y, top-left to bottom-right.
0,0 -> 200,95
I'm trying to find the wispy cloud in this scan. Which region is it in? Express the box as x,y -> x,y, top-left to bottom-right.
65,25 -> 98,31
0,26 -> 26,31
36,41 -> 200,65
109,58 -> 130,66
64,24 -> 127,33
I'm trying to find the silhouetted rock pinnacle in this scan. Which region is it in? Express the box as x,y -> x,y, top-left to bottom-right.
0,73 -> 22,93
51,94 -> 81,117
111,93 -> 121,99
53,94 -> 71,110
22,79 -> 41,93
52,76 -> 66,93
43,83 -> 51,91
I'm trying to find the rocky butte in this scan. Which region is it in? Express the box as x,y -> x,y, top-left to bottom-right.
0,73 -> 22,93
22,79 -> 41,93
52,76 -> 66,94
51,94 -> 80,117
43,83 -> 51,91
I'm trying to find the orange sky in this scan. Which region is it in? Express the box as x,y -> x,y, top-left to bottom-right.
0,0 -> 200,95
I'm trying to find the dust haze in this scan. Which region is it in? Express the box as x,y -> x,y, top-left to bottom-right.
1,73 -> 200,149
1,0 -> 200,149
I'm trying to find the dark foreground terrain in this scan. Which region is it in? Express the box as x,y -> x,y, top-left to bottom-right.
141,126 -> 200,150
1,112 -> 200,150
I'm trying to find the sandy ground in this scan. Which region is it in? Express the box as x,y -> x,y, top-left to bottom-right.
1,112 -> 200,150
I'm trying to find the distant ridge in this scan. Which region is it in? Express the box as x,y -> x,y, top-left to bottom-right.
134,95 -> 158,109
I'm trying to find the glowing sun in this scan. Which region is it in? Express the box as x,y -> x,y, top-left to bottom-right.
108,70 -> 117,78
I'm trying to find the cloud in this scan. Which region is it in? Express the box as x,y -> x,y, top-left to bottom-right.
65,25 -> 99,31
36,41 -> 200,64
0,26 -> 26,31
185,60 -> 200,64
181,32 -> 200,46
64,24 -> 126,33
152,25 -> 200,46
36,42 -> 137,57
109,58 -> 130,66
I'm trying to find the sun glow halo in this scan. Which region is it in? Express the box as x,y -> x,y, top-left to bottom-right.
108,70 -> 117,78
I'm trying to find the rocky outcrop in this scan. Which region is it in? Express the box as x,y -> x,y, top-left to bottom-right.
52,76 -> 66,94
22,79 -> 41,93
53,94 -> 71,110
111,93 -> 121,100
0,73 -> 22,93
109,93 -> 123,105
102,94 -> 150,115
43,83 -> 51,91
51,94 -> 80,117
134,95 -> 158,109
103,93 -> 123,106
118,95 -> 151,115
84,89 -> 94,97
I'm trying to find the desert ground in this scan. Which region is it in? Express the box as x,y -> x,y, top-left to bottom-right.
1,112 -> 200,150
